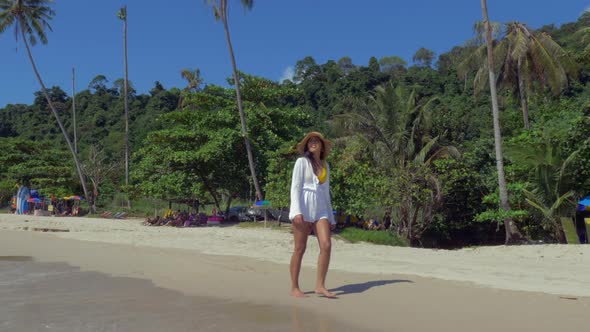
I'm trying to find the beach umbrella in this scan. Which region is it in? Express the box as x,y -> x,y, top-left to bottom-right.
577,196 -> 590,211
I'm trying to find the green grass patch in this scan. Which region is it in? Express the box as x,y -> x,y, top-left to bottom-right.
336,227 -> 408,246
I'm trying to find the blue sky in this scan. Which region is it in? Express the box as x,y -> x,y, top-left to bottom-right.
1,0 -> 588,107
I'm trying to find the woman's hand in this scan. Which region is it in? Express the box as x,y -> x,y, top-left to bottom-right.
293,214 -> 312,235
293,214 -> 304,225
330,223 -> 336,231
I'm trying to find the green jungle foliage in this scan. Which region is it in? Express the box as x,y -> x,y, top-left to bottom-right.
3,12 -> 590,248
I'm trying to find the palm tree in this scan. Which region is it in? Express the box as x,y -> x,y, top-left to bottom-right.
117,5 -> 130,208
460,21 -> 577,130
72,66 -> 77,154
181,68 -> 204,92
506,135 -> 582,242
335,83 -> 459,244
207,0 -> 262,201
0,0 -> 91,208
178,68 -> 204,108
480,0 -> 524,244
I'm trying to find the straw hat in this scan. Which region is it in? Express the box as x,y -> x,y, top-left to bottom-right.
296,131 -> 331,159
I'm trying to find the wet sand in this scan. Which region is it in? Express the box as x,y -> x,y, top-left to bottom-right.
0,256 -> 353,332
1,230 -> 589,331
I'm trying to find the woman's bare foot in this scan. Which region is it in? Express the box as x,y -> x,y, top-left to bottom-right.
290,288 -> 308,298
315,287 -> 337,298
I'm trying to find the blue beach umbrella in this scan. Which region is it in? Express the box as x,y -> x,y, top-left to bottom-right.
577,196 -> 590,211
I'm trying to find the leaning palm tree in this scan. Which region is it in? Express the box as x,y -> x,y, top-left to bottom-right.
0,0 -> 91,208
117,5 -> 131,209
460,21 -> 577,130
480,0 -> 524,244
206,0 -> 262,201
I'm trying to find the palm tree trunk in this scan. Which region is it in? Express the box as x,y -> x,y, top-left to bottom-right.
123,6 -> 131,209
517,58 -> 530,130
481,0 -> 524,244
222,18 -> 263,201
21,30 -> 92,212
72,66 -> 77,154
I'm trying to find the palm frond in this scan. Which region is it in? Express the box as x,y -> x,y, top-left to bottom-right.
556,148 -> 580,193
549,191 -> 575,213
457,44 -> 487,79
413,136 -> 439,165
510,26 -> 528,61
426,145 -> 461,164
523,189 -> 552,218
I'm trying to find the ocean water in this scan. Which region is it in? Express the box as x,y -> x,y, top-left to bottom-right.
0,257 -> 357,332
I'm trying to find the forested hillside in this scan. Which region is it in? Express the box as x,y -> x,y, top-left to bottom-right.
2,12 -> 590,247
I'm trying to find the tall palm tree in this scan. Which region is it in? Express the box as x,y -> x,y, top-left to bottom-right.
480,0 -> 524,244
0,0 -> 91,207
181,68 -> 204,92
117,5 -> 130,208
460,20 -> 577,130
72,66 -> 77,154
178,68 -> 204,108
207,0 -> 262,201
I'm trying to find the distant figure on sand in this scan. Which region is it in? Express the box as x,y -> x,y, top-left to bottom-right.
289,132 -> 337,298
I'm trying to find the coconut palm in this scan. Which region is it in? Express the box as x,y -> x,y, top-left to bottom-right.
181,68 -> 204,93
0,0 -> 91,208
117,5 -> 130,208
506,136 -> 582,242
479,0 -> 524,244
178,68 -> 204,108
206,0 -> 262,201
72,66 -> 77,154
334,83 -> 459,244
460,21 -> 577,130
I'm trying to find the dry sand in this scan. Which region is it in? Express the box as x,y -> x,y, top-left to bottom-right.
1,214 -> 589,331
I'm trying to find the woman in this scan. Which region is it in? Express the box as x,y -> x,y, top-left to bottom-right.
289,131 -> 337,298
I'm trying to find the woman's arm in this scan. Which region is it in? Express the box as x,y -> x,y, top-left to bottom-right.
289,158 -> 305,220
325,163 -> 336,224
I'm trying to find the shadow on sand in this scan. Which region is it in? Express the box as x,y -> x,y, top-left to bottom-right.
305,279 -> 413,297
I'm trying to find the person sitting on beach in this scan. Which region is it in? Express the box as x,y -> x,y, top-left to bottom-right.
289,132 -> 337,298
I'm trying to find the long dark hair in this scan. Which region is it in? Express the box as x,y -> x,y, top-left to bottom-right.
304,143 -> 325,174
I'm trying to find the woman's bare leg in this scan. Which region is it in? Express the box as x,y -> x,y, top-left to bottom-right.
313,219 -> 337,298
290,219 -> 310,297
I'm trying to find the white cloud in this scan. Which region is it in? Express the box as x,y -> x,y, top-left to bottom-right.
279,66 -> 295,83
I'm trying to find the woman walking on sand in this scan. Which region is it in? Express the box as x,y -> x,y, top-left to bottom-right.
289,132 -> 337,298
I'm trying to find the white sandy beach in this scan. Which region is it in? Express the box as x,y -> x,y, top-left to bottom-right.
1,214 -> 590,331
1,213 -> 589,297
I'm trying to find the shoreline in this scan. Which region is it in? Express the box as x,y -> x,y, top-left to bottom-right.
1,228 -> 589,331
1,214 -> 589,297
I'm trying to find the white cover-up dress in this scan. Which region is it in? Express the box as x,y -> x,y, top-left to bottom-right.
289,157 -> 336,224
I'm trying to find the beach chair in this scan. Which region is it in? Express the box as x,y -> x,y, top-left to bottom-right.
113,212 -> 127,219
101,211 -> 113,218
561,217 -> 580,244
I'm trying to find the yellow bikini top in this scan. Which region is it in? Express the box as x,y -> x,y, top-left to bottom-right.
317,161 -> 327,184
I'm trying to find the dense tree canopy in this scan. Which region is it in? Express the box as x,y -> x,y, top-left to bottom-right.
2,12 -> 590,247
